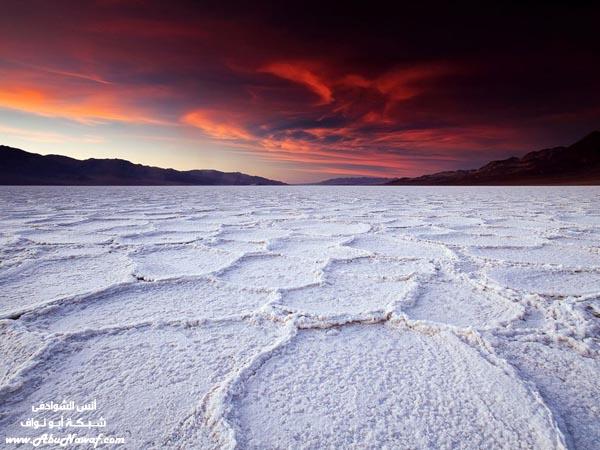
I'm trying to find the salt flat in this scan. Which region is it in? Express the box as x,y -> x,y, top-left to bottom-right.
0,186 -> 599,449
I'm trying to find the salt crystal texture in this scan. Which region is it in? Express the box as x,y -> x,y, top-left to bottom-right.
1,186 -> 599,449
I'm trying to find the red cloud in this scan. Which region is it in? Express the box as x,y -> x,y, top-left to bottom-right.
0,81 -> 166,125
374,65 -> 455,101
260,62 -> 333,105
182,109 -> 253,140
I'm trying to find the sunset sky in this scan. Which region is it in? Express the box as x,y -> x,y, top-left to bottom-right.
1,1 -> 599,183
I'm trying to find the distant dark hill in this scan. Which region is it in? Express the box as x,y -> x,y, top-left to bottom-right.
0,146 -> 286,185
316,176 -> 393,185
388,131 -> 600,185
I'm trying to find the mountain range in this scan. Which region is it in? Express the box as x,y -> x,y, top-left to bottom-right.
387,131 -> 600,185
0,146 -> 285,185
1,131 -> 599,185
315,176 -> 393,185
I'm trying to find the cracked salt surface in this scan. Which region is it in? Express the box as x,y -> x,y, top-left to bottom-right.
20,279 -> 274,334
0,252 -> 133,318
0,320 -> 284,449
131,244 -> 240,281
279,258 -> 425,316
235,325 -> 562,449
402,273 -> 524,328
1,186 -> 599,449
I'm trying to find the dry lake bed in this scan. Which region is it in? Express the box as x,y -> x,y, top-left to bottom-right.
1,186 -> 599,449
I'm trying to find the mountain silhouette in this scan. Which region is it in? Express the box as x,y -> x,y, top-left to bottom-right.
388,131 -> 600,185
0,146 -> 285,185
